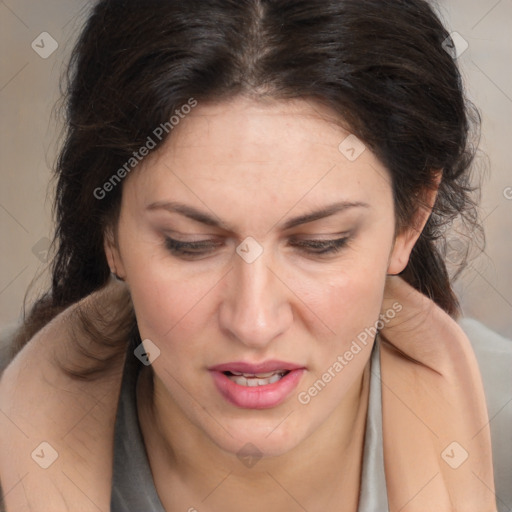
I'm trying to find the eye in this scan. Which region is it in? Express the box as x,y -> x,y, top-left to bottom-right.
289,236 -> 349,255
164,236 -> 350,259
164,237 -> 221,258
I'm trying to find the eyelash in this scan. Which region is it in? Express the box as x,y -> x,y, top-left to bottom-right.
164,236 -> 350,258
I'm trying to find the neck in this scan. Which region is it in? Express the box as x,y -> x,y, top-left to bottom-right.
137,361 -> 370,512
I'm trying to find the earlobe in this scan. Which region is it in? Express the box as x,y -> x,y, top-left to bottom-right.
387,228 -> 420,275
387,171 -> 442,275
104,228 -> 126,280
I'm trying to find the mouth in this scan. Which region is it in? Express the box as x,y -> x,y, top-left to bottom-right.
208,361 -> 305,409
223,369 -> 291,387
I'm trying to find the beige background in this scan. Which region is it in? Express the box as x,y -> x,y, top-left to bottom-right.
1,0 -> 511,338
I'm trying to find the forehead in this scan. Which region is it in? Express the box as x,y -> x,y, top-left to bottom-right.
166,96 -> 350,164
128,96 -> 392,210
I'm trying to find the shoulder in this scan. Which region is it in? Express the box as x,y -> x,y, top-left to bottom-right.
458,317 -> 512,511
0,316 -> 125,511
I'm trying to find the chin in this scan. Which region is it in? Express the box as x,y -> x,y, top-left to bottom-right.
206,415 -> 311,461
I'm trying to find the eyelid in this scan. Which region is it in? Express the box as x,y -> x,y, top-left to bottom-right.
288,236 -> 349,254
165,237 -> 221,248
164,234 -> 349,244
163,234 -> 351,258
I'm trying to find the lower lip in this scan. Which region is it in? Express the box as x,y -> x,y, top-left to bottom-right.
210,369 -> 306,409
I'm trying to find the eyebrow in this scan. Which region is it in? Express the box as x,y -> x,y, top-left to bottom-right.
146,200 -> 370,232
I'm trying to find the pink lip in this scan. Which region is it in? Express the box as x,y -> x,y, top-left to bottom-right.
209,360 -> 304,374
209,360 -> 306,410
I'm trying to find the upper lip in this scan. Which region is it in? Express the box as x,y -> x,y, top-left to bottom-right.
209,360 -> 305,374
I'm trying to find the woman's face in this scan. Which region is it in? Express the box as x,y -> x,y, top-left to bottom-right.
108,96 -> 418,457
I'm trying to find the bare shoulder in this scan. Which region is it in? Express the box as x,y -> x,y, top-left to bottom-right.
0,280 -> 131,511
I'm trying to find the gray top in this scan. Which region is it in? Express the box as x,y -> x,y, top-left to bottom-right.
110,336 -> 169,512
110,319 -> 512,512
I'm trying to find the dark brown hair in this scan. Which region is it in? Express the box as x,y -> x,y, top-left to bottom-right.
12,0 -> 482,376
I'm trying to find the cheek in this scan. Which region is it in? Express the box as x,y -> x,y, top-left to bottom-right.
122,253 -> 227,369
128,267 -> 209,342
296,266 -> 387,408
115,237 -> 192,336
289,226 -> 394,340
295,258 -> 388,342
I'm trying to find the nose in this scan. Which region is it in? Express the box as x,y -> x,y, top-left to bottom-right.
218,248 -> 293,350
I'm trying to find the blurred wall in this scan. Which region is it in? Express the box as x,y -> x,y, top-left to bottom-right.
1,0 -> 511,338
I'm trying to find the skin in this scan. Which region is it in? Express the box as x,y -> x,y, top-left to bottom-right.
103,95 -> 434,511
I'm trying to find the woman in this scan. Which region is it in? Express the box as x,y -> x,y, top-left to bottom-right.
0,0 -> 510,511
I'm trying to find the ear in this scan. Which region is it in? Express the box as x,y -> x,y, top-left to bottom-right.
104,225 -> 127,280
387,171 -> 442,275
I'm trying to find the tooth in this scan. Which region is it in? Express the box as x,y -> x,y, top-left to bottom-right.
227,373 -> 286,386
243,371 -> 276,378
268,373 -> 281,384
